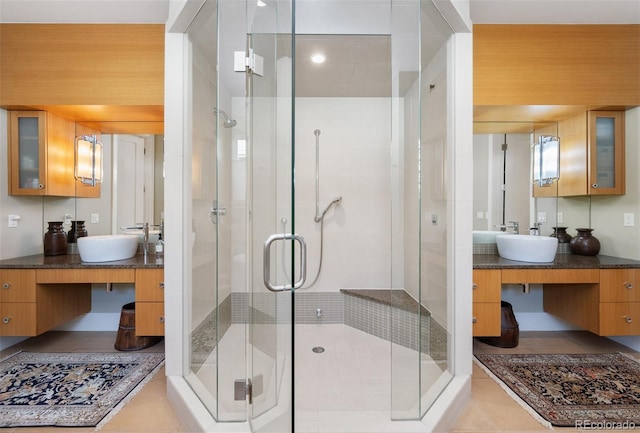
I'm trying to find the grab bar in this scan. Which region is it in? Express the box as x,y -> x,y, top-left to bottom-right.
263,233 -> 307,292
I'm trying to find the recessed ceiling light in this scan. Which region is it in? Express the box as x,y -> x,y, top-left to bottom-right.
310,53 -> 326,64
257,0 -> 266,7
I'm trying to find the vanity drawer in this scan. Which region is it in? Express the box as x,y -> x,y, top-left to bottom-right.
473,270 -> 501,302
473,302 -> 501,336
598,302 -> 640,336
0,269 -> 36,303
135,302 -> 165,336
135,269 -> 164,302
599,269 -> 640,303
0,302 -> 37,336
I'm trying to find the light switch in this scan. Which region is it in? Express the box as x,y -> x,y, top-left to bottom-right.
557,212 -> 564,224
91,213 -> 100,224
624,213 -> 635,227
8,214 -> 20,228
537,212 -> 547,223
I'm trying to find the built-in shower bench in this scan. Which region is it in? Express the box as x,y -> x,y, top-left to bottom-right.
340,289 -> 446,359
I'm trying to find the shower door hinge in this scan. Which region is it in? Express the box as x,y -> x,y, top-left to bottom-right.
234,374 -> 263,404
234,49 -> 264,76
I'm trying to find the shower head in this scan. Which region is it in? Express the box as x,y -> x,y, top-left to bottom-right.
214,108 -> 237,128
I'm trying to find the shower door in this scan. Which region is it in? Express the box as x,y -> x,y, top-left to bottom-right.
246,1 -> 296,431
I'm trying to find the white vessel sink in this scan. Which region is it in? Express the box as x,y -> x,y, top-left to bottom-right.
496,234 -> 558,263
473,230 -> 513,244
78,235 -> 139,262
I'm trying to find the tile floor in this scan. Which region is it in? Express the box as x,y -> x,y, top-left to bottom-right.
0,330 -> 637,432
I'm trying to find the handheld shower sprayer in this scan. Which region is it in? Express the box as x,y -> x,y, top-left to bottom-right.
213,108 -> 237,128
315,196 -> 343,223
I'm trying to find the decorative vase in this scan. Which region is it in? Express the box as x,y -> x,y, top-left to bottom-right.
550,227 -> 572,244
67,221 -> 88,254
569,228 -> 601,256
44,221 -> 67,256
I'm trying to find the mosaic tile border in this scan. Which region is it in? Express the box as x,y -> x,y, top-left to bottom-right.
191,290 -> 446,361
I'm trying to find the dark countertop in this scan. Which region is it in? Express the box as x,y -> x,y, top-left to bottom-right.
474,253 -> 640,269
0,253 -> 163,269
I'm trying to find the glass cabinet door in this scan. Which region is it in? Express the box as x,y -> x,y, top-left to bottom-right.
9,111 -> 46,195
588,110 -> 625,195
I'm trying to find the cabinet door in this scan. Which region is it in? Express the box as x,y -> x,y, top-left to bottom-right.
135,269 -> 164,302
588,111 -> 625,195
0,269 -> 37,302
135,302 -> 165,336
8,111 -> 79,197
0,303 -> 37,336
473,303 -> 501,336
599,303 -> 640,336
473,269 -> 501,302
600,269 -> 640,303
8,111 -> 47,195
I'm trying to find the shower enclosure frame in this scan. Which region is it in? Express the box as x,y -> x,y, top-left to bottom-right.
163,1 -> 474,431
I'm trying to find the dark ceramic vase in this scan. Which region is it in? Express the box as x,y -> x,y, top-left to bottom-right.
569,228 -> 600,256
550,227 -> 572,244
67,220 -> 88,243
44,221 -> 67,256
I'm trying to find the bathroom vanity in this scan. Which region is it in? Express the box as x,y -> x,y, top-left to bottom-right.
473,254 -> 640,337
0,254 -> 163,337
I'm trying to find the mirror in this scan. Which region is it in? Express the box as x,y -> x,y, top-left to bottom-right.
473,121 -> 558,237
42,130 -> 164,240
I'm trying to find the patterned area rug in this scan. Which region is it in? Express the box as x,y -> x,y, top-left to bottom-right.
0,351 -> 164,428
475,353 -> 640,428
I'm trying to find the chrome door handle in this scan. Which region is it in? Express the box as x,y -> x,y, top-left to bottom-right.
263,233 -> 307,292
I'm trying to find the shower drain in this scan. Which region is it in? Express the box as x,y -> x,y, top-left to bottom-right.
312,346 -> 325,353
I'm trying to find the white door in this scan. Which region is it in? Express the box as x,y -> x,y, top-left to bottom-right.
113,134 -> 146,232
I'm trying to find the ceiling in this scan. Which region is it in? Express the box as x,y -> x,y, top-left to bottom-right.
1,0 -> 638,25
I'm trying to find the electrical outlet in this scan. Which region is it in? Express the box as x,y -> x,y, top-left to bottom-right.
557,212 -> 564,224
537,212 -> 547,223
91,213 -> 100,224
624,213 -> 635,227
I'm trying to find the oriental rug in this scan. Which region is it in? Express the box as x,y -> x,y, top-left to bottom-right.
475,353 -> 640,428
0,351 -> 164,428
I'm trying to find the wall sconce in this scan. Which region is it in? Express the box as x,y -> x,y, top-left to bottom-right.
533,135 -> 560,187
75,135 -> 103,186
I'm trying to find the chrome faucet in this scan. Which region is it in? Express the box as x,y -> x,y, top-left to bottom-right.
529,222 -> 541,236
143,222 -> 149,257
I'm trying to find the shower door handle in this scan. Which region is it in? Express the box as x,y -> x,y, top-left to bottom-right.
263,233 -> 307,292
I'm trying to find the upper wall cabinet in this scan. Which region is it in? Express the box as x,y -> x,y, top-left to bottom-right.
533,110 -> 625,198
8,111 -> 101,198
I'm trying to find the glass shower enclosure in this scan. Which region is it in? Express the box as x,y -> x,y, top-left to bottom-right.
167,0 -> 470,431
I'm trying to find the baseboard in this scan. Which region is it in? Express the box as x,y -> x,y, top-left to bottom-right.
54,312 -> 121,331
514,312 -> 580,331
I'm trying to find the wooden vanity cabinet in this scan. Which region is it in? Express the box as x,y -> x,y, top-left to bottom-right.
0,269 -> 90,336
0,269 -> 37,335
7,110 -> 101,198
135,268 -> 164,336
544,268 -> 640,336
598,269 -> 640,335
472,269 -> 501,336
